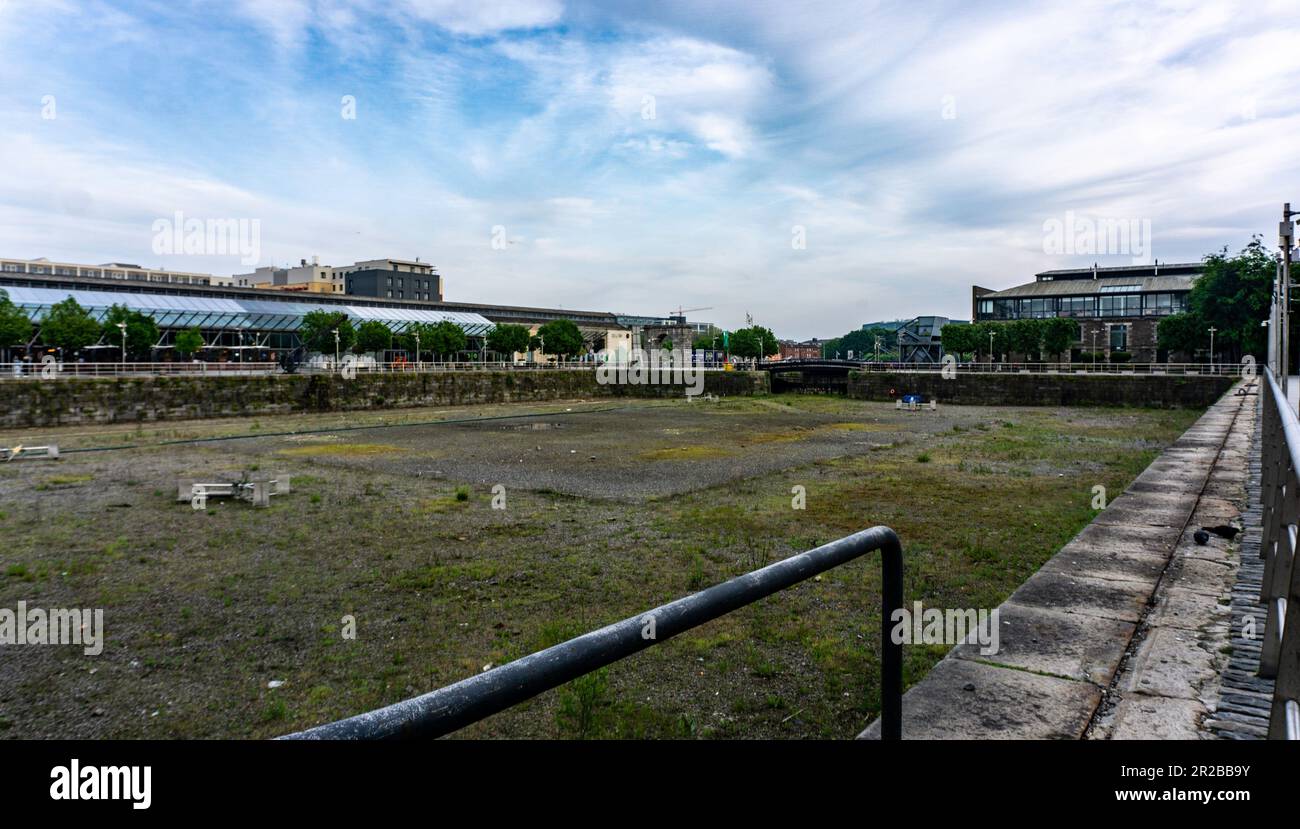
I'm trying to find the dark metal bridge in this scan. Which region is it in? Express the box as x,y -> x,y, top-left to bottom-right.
760,359 -> 866,393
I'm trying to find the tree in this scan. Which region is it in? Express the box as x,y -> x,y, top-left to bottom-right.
972,322 -> 1009,361
102,304 -> 160,359
940,322 -> 977,360
427,320 -> 468,359
692,327 -> 724,351
729,325 -> 779,361
1156,312 -> 1204,358
355,320 -> 392,354
1041,317 -> 1080,361
535,319 -> 585,359
174,328 -> 204,358
41,297 -> 101,354
299,310 -> 355,356
0,291 -> 32,356
486,323 -> 531,357
1186,237 -> 1274,361
1006,318 -> 1044,360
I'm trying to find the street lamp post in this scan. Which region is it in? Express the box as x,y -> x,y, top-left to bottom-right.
1208,326 -> 1217,373
414,331 -> 420,370
116,322 -> 127,370
1091,330 -> 1098,369
988,330 -> 995,367
332,328 -> 340,371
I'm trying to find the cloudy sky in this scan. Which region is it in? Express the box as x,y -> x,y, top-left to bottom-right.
1,0 -> 1298,338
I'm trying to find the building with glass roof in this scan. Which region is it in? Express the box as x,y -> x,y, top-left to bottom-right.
0,284 -> 494,360
0,268 -> 631,362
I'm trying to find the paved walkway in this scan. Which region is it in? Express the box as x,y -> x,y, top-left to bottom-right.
861,384 -> 1255,739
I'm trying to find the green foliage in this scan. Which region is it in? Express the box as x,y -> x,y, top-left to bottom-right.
1006,318 -> 1044,358
299,310 -> 355,355
535,319 -> 585,358
970,322 -> 1009,358
729,325 -> 779,360
426,320 -> 468,358
1041,317 -> 1080,359
939,322 -> 977,359
556,667 -> 611,739
174,328 -> 204,357
692,327 -> 724,350
1109,350 -> 1132,363
1185,237 -> 1273,360
822,326 -> 895,359
0,291 -> 32,350
486,323 -> 531,356
102,304 -> 160,358
354,320 -> 392,354
41,297 -> 101,353
1156,312 -> 1203,356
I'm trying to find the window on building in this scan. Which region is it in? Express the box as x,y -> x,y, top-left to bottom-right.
1099,294 -> 1141,317
1110,324 -> 1129,351
1060,296 -> 1094,316
386,290 -> 392,298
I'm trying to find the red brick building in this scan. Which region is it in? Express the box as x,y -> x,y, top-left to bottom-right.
777,339 -> 824,360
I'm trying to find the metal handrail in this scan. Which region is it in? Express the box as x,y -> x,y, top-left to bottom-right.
851,361 -> 1243,376
1260,369 -> 1300,739
282,525 -> 904,740
0,360 -> 744,379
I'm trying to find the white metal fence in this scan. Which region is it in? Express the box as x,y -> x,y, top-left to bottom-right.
0,359 -> 742,379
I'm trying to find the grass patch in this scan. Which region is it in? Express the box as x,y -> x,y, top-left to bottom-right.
276,443 -> 400,457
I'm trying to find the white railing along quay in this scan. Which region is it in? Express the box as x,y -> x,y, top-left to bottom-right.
1260,370 -> 1300,739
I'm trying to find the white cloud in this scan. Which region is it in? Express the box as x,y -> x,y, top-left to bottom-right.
401,0 -> 563,35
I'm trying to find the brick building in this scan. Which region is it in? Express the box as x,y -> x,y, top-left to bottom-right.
972,262 -> 1204,362
777,339 -> 824,360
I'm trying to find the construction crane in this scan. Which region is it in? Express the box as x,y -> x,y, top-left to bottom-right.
668,305 -> 713,322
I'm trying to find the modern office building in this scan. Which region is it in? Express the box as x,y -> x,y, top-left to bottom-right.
972,262 -> 1204,362
232,257 -> 441,300
895,316 -> 956,364
341,259 -> 441,302
0,256 -> 232,287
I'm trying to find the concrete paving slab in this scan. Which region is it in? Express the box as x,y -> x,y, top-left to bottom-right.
1103,694 -> 1207,740
1008,570 -> 1154,623
1089,502 -> 1193,529
1116,626 -> 1219,699
1147,586 -> 1232,631
1070,521 -> 1183,554
951,602 -> 1135,685
1040,544 -> 1166,585
1163,555 -> 1236,597
858,657 -> 1100,740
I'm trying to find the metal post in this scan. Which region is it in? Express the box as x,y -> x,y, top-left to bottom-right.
1209,326 -> 1217,374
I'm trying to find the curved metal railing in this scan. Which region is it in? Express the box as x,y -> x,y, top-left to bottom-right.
282,525 -> 904,740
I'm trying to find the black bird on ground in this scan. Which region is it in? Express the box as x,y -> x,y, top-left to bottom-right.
1193,525 -> 1240,545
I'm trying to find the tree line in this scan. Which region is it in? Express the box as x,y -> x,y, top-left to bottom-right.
0,294 -> 175,359
940,317 -> 1082,361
